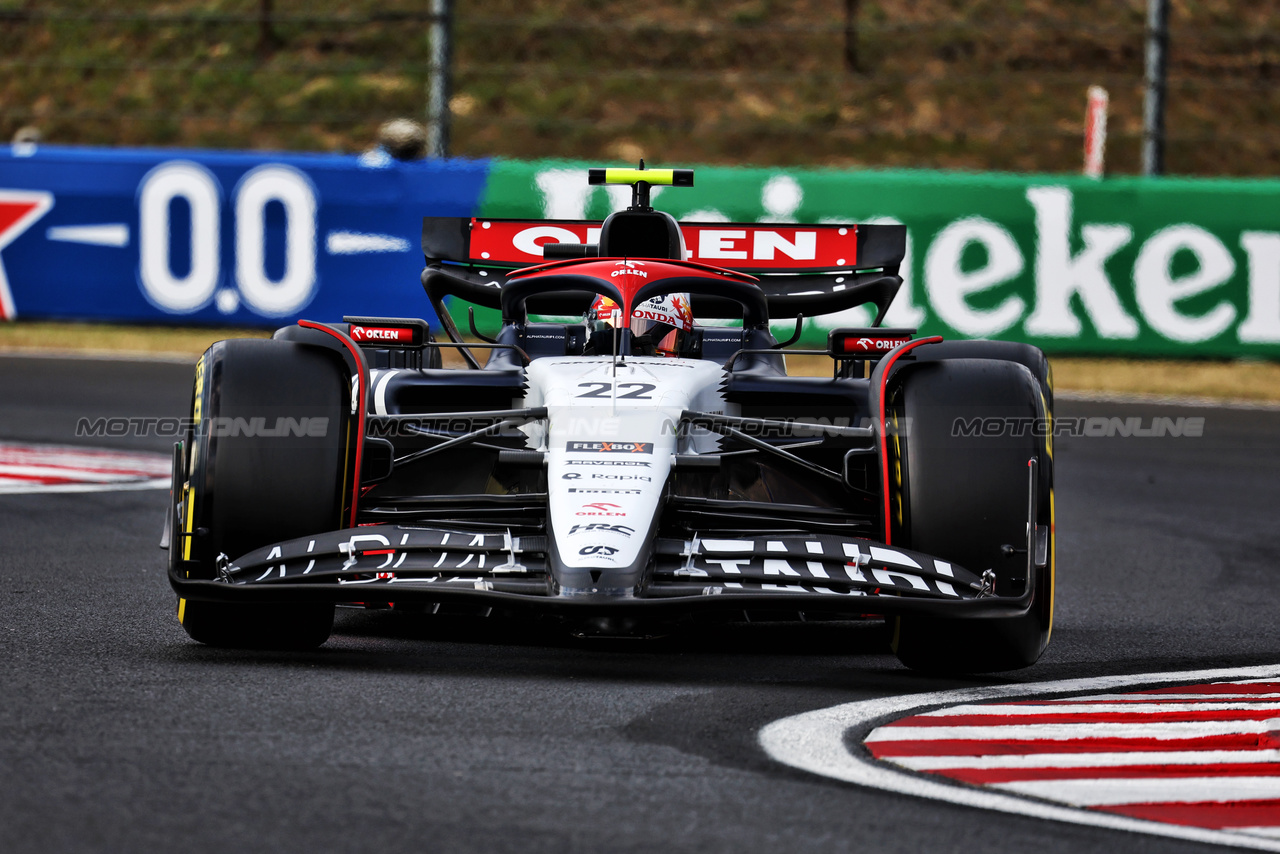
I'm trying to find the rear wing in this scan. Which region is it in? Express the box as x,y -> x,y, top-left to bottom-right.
421,216 -> 905,322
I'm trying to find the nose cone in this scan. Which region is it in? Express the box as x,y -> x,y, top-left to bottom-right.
523,356 -> 728,598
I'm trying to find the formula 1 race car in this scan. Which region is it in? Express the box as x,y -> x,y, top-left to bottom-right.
164,165 -> 1054,673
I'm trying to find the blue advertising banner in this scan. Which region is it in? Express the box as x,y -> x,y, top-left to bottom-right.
0,145 -> 489,326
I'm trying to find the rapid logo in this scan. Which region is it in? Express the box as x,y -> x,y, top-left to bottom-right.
566,441 -> 653,454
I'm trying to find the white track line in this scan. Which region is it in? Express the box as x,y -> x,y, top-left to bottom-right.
1044,693 -> 1280,702
996,776 -> 1280,806
869,720 -> 1280,742
758,665 -> 1280,851
0,477 -> 170,494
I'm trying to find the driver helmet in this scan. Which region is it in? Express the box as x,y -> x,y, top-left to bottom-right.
590,293 -> 693,357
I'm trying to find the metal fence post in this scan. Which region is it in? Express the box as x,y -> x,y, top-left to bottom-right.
1142,0 -> 1168,176
427,0 -> 453,159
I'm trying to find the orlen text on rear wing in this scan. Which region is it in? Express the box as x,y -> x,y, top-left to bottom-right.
422,217 -> 905,324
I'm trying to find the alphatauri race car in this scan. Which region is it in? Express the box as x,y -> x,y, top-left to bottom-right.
164,166 -> 1054,673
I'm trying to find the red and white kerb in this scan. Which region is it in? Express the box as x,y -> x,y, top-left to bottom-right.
0,441 -> 170,494
867,678 -> 1280,841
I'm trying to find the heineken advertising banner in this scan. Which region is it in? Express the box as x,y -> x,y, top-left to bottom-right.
480,160 -> 1280,358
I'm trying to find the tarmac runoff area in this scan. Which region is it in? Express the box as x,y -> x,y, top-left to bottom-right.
4,351 -> 1280,854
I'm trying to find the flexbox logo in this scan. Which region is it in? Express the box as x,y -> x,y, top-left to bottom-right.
566,441 -> 653,454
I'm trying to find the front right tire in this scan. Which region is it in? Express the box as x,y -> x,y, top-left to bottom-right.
887,357 -> 1054,673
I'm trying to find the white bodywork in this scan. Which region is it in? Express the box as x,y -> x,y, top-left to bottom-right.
522,357 -> 729,575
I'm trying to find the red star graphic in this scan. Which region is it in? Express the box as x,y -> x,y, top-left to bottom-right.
0,190 -> 55,319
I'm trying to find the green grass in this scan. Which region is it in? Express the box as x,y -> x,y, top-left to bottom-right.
1,1 -> 1277,174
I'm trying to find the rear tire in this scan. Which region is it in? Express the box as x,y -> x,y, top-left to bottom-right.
177,339 -> 348,649
888,358 -> 1054,673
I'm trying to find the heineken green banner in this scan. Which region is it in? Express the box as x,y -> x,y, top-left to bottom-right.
479,159 -> 1280,358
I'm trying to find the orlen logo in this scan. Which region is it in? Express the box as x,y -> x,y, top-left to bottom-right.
576,502 -> 626,517
840,336 -> 912,354
350,325 -> 412,343
611,260 -> 647,279
567,441 -> 653,454
481,222 -> 855,270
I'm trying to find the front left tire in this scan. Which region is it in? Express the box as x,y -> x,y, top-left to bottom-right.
175,338 -> 349,649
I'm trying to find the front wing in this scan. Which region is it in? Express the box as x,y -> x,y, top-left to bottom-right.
168,523 -> 1039,620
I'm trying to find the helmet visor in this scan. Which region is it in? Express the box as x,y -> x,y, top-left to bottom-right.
630,317 -> 681,356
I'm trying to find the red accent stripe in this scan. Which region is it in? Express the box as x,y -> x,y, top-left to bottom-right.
0,473 -> 84,485
876,336 -> 942,544
297,320 -> 367,529
890,709 -> 1280,726
1024,706 -> 1280,711
1096,799 -> 1280,829
0,464 -> 163,477
933,763 -> 1280,785
361,549 -> 395,555
867,734 -> 1274,758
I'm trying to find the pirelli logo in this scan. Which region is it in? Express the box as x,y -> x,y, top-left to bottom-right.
566,441 -> 653,454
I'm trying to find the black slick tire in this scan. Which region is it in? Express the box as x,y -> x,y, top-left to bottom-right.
176,338 -> 348,649
888,358 -> 1054,673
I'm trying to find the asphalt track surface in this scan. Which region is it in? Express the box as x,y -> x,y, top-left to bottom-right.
3,353 -> 1279,853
